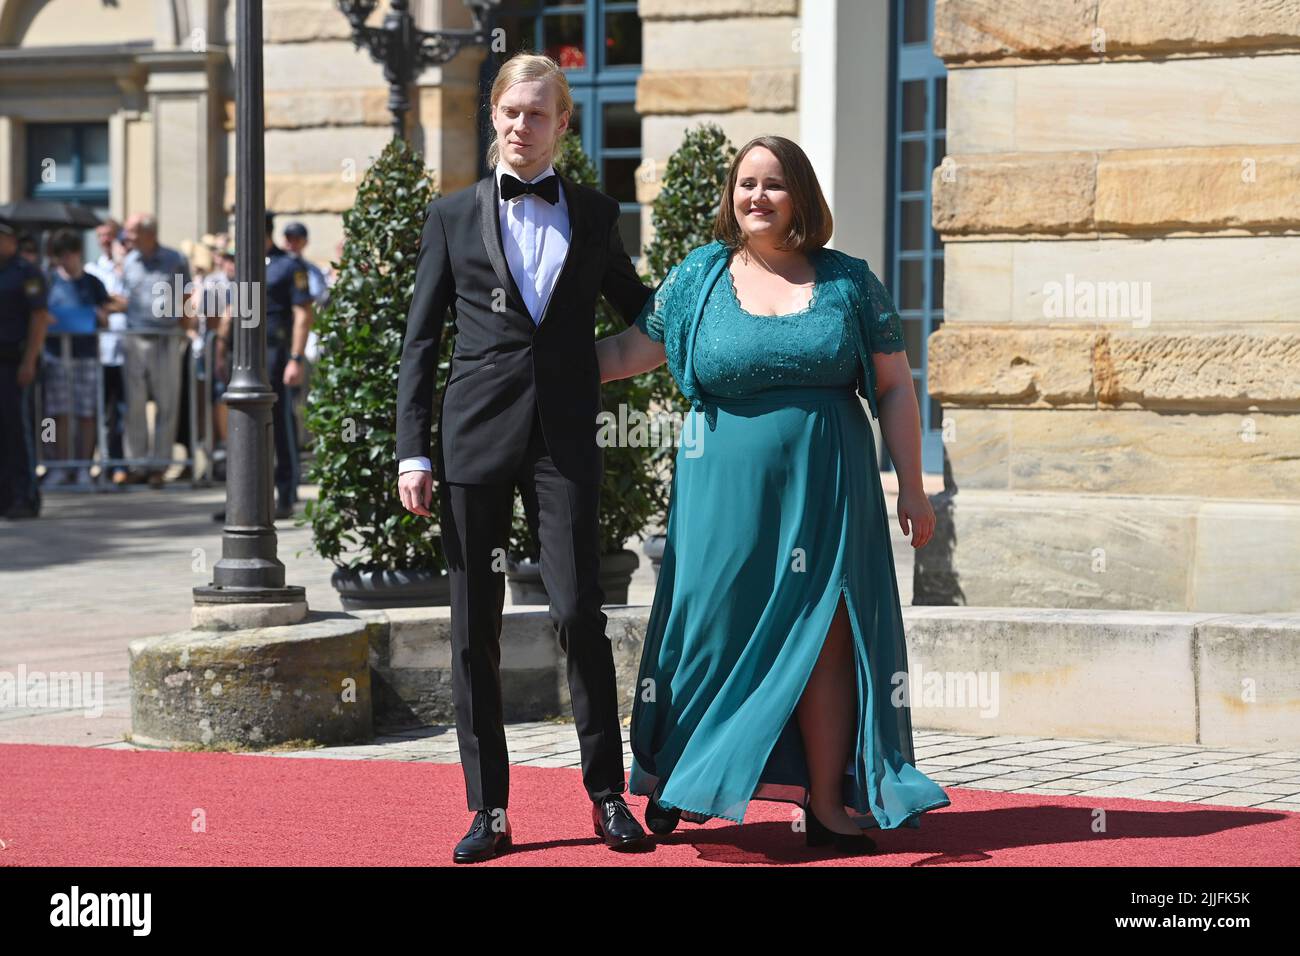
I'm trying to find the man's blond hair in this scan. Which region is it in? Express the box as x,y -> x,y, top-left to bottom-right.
485,53 -> 574,169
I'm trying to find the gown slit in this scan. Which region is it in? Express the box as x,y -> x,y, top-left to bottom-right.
655,580 -> 864,825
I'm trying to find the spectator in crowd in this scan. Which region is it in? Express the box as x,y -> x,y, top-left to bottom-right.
83,218 -> 130,485
171,236 -> 218,481
0,219 -> 52,519
120,213 -> 192,488
322,237 -> 344,294
183,233 -> 232,478
42,228 -> 127,486
212,215 -> 312,523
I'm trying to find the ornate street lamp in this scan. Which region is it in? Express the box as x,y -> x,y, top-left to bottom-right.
338,0 -> 501,142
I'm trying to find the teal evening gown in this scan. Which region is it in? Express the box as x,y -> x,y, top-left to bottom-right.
626,248 -> 951,829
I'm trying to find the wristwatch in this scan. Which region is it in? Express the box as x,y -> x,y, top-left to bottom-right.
290,352 -> 306,362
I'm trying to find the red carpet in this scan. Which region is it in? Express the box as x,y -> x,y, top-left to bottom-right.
2,744 -> 1296,867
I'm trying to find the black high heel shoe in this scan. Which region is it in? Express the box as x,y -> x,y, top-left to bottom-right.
803,803 -> 876,853
644,792 -> 681,834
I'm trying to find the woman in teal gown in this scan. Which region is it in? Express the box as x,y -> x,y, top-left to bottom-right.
595,136 -> 949,850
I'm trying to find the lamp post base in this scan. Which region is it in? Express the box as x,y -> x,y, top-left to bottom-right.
192,585 -> 308,630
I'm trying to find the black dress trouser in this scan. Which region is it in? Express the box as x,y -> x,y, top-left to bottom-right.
267,337 -> 299,509
438,403 -> 625,811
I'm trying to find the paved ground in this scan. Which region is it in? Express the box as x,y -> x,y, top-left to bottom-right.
7,476 -> 1300,815
92,724 -> 1300,814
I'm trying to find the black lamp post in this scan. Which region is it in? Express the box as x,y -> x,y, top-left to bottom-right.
338,0 -> 501,142
194,0 -> 302,612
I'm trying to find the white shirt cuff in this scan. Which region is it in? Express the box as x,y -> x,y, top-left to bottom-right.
398,456 -> 432,474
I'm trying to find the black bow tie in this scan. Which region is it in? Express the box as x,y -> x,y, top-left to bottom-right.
500,173 -> 559,204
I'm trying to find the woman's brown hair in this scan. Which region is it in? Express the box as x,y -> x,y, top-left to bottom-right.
713,135 -> 833,252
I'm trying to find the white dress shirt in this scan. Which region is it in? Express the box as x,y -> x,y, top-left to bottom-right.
399,161 -> 571,476
85,253 -> 128,367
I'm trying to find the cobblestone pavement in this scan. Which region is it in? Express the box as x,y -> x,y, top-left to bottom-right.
94,723 -> 1300,813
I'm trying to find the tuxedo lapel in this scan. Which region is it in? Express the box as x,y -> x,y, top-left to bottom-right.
475,175 -> 533,328
476,172 -> 595,333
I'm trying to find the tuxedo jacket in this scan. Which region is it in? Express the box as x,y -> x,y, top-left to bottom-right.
396,172 -> 652,486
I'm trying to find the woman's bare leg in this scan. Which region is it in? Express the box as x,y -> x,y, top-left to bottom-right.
795,592 -> 860,834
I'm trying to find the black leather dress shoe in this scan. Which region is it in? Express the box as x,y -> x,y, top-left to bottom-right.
453,809 -> 512,863
592,795 -> 647,849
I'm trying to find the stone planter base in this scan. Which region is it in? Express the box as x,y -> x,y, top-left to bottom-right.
506,548 -> 641,605
643,534 -> 666,583
331,567 -> 451,610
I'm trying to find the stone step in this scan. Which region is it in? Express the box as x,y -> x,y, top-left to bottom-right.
358,604 -> 1300,750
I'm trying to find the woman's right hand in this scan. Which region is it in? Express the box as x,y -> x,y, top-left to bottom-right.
896,484 -> 935,549
399,470 -> 434,517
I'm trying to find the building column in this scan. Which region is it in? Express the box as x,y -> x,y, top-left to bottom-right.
920,0 -> 1300,612
142,50 -> 219,247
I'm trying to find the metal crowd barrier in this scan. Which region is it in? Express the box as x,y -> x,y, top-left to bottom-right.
33,327 -> 219,490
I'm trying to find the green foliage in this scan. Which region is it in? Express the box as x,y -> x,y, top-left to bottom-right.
303,137 -> 444,571
642,122 -> 736,286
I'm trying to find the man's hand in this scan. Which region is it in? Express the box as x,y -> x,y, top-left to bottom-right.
399,470 -> 434,517
283,358 -> 303,387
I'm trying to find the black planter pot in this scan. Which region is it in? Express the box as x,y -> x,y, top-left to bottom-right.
506,548 -> 641,606
643,533 -> 666,583
330,567 -> 452,610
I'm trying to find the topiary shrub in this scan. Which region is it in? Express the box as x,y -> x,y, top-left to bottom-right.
303,137 -> 447,572
642,122 -> 736,287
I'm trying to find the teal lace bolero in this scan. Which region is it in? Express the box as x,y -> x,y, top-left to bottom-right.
633,240 -> 905,425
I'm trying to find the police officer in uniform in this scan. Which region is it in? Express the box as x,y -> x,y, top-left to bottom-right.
265,213 -> 314,519
0,219 -> 52,519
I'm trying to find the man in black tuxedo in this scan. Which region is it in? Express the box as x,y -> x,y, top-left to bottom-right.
396,54 -> 652,863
